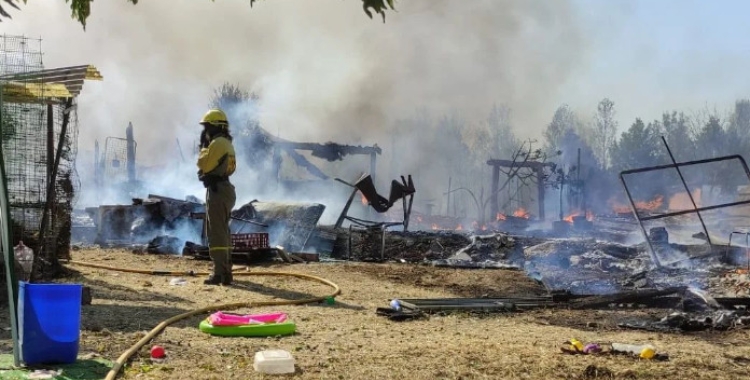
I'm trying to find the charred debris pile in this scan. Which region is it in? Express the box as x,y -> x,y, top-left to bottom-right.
70,147 -> 750,332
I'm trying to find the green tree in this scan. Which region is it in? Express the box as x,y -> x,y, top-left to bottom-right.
543,104 -> 580,156
486,104 -> 518,159
609,118 -> 669,199
610,118 -> 665,173
208,82 -> 261,136
661,111 -> 695,161
694,115 -> 727,160
693,115 -> 741,193
591,98 -> 618,169
0,0 -> 396,28
726,99 -> 750,157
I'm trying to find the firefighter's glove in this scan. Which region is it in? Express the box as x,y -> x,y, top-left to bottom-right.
200,130 -> 210,149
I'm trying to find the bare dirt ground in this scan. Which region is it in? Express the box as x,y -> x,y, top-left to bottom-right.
2,248 -> 750,379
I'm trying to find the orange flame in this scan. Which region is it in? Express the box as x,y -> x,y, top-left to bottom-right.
637,195 -> 664,211
563,210 -> 595,223
481,225 -> 487,231
512,208 -> 530,219
456,224 -> 463,231
360,193 -> 368,206
416,216 -> 424,223
668,189 -> 701,210
431,223 -> 439,230
586,210 -> 594,221
496,213 -> 507,221
609,195 -> 664,214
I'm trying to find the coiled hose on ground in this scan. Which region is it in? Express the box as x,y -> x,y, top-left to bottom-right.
64,260 -> 342,380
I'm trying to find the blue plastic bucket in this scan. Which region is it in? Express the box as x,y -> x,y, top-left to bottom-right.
18,282 -> 82,365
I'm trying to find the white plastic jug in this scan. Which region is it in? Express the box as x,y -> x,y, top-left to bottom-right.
611,343 -> 656,359
14,241 -> 34,280
253,350 -> 295,375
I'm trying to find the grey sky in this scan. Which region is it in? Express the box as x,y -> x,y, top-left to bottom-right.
565,0 -> 750,129
2,0 -> 749,150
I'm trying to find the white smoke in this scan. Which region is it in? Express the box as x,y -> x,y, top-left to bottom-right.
3,0 -> 593,220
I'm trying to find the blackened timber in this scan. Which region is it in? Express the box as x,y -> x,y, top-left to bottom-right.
126,123 -> 136,186
486,159 -> 555,220
487,159 -> 555,169
284,148 -> 329,180
568,287 -> 686,309
490,166 -> 499,220
46,104 -> 54,235
275,142 -> 382,157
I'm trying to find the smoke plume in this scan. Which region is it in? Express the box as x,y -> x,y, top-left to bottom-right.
3,0 -> 591,219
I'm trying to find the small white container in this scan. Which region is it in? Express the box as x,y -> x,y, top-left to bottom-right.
253,350 -> 295,374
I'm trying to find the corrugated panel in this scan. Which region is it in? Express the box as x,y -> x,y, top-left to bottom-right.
1,81 -> 72,103
0,64 -> 102,101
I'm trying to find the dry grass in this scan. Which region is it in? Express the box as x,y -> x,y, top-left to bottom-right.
2,248 -> 750,379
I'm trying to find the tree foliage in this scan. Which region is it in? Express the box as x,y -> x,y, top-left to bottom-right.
591,98 -> 617,169
486,104 -> 519,159
209,82 -> 259,110
0,0 -> 396,28
543,104 -> 580,156
660,111 -> 694,161
610,118 -> 661,174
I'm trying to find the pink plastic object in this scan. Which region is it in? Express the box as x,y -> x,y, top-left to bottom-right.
583,343 -> 602,354
208,311 -> 288,326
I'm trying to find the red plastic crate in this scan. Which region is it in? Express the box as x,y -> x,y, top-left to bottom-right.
231,233 -> 270,250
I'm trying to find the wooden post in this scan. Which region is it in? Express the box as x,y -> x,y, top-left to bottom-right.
272,146 -> 281,183
369,151 -> 377,184
126,122 -> 136,189
490,165 -> 499,219
94,140 -> 99,188
446,177 -> 452,215
369,152 -> 376,220
46,104 -> 53,181
536,168 -> 545,220
46,104 -> 54,234
37,98 -> 73,277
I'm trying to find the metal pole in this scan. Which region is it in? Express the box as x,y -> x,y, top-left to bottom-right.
0,82 -> 21,367
660,136 -> 712,246
559,174 -> 564,220
446,177 -> 452,216
620,173 -> 662,268
94,140 -> 99,189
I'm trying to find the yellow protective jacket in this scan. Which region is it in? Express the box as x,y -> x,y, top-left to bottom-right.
197,136 -> 236,178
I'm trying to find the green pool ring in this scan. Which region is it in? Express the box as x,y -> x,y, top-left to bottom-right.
198,319 -> 297,337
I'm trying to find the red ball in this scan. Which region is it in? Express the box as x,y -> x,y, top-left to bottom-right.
150,345 -> 165,359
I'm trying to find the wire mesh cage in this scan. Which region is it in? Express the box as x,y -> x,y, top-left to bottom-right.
102,137 -> 129,183
0,35 -> 81,274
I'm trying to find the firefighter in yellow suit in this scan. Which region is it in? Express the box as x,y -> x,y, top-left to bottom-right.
197,109 -> 237,285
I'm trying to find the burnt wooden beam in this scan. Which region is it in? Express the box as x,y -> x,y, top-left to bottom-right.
568,287 -> 686,309
490,166 -> 499,220
486,159 -> 555,169
276,141 -> 382,156
487,159 -> 553,219
282,147 -> 329,180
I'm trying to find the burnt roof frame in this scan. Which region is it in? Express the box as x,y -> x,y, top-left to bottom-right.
619,153 -> 750,268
